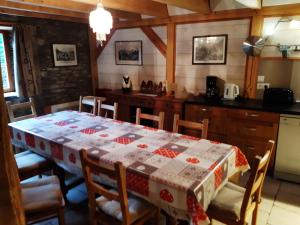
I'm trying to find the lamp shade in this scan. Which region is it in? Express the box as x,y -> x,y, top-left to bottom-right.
89,3 -> 113,43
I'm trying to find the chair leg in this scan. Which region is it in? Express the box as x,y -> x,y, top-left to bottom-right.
57,207 -> 65,225
53,165 -> 69,204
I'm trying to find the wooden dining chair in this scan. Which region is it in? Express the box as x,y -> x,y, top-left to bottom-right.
6,97 -> 37,122
173,114 -> 209,139
79,149 -> 160,225
6,99 -> 54,181
136,108 -> 165,129
97,102 -> 118,120
21,175 -> 65,225
206,140 -> 275,225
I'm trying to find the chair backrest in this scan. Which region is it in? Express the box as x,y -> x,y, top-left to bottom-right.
79,149 -> 130,224
97,102 -> 118,120
240,140 -> 275,222
79,96 -> 97,115
173,114 -> 209,139
136,108 -> 165,129
6,97 -> 37,122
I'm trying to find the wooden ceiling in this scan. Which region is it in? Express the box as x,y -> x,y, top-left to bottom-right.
0,0 -> 299,24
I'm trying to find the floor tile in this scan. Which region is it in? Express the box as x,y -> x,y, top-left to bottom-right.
268,205 -> 300,225
274,191 -> 300,214
260,196 -> 274,213
262,177 -> 281,198
248,209 -> 270,225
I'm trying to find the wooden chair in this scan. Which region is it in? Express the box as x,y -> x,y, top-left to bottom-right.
97,102 -> 118,120
6,98 -> 54,181
136,108 -> 165,129
173,114 -> 209,139
79,96 -> 106,115
21,175 -> 65,225
6,97 -> 37,122
44,100 -> 79,113
79,149 -> 159,225
206,140 -> 275,225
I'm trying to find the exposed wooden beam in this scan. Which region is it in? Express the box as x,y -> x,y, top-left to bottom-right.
0,69 -> 25,225
96,28 -> 116,58
166,23 -> 176,84
152,0 -> 210,13
88,27 -> 99,94
109,9 -> 141,21
72,0 -> 169,18
244,15 -> 263,99
260,3 -> 300,17
114,8 -> 254,28
140,26 -> 166,57
1,0 -> 88,22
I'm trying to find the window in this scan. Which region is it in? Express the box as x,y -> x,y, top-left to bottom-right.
0,30 -> 14,93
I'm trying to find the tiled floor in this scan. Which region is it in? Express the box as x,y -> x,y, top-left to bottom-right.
32,174 -> 300,225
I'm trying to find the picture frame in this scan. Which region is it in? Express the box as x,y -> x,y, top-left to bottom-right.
52,44 -> 77,67
115,41 -> 143,66
192,35 -> 228,65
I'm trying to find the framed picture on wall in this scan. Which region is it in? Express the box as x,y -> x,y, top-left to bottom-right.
52,44 -> 77,67
192,35 -> 228,65
115,41 -> 143,65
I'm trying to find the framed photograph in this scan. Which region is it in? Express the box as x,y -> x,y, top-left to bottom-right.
115,41 -> 142,65
52,44 -> 77,67
192,35 -> 228,65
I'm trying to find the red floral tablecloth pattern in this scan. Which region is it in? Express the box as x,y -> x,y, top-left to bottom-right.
9,111 -> 249,225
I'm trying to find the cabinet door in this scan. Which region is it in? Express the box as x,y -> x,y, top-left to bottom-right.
154,100 -> 183,132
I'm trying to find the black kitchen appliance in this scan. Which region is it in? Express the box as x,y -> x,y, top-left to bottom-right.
205,76 -> 220,99
263,88 -> 294,105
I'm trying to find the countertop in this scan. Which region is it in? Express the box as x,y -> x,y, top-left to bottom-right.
185,96 -> 300,116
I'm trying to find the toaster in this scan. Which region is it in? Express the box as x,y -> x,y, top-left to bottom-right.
263,88 -> 294,105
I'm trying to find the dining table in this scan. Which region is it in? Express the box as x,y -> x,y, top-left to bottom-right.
9,110 -> 249,225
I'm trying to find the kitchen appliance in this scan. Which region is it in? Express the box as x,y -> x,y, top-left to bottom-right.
275,114 -> 300,183
205,76 -> 220,99
263,88 -> 294,105
224,83 -> 239,99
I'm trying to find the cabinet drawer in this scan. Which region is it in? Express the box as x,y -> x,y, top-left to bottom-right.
185,104 -> 212,120
229,109 -> 279,123
228,121 -> 275,140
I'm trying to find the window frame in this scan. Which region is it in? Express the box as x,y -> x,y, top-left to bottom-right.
0,30 -> 14,93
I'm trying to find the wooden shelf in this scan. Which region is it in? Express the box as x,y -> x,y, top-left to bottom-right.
260,56 -> 300,61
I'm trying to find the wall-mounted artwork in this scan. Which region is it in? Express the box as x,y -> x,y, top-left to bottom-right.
192,35 -> 228,65
52,44 -> 77,67
115,41 -> 143,65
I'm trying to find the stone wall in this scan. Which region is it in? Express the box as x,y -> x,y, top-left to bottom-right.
2,15 -> 92,114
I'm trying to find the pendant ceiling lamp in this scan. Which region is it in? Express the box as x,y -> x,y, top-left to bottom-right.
89,0 -> 113,45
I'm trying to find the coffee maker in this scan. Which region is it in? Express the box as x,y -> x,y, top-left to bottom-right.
205,76 -> 220,100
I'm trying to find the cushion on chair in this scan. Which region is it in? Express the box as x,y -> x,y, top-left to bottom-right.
21,176 -> 64,214
96,189 -> 155,223
207,182 -> 245,220
15,150 -> 51,173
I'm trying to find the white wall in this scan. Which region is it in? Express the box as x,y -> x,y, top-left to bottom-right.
98,27 -> 166,90
176,19 -> 250,94
98,19 -> 250,95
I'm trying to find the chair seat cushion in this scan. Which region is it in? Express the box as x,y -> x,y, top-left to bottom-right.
96,189 -> 155,223
207,182 -> 245,220
15,150 -> 51,173
21,176 -> 64,214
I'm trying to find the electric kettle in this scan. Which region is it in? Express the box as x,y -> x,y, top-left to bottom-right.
224,83 -> 239,99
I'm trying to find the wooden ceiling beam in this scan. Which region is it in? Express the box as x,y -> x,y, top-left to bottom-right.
1,0 -> 88,21
72,0 -> 169,18
152,0 -> 210,13
96,28 -> 116,57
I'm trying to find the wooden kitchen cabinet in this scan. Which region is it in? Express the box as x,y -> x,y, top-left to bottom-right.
184,104 -> 279,169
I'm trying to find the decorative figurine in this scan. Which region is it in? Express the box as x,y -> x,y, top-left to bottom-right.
122,76 -> 132,93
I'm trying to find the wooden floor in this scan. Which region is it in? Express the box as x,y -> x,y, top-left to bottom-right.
30,174 -> 300,225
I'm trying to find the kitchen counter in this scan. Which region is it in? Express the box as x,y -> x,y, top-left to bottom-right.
185,96 -> 300,115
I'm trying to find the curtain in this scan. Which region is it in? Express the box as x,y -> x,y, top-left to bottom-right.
16,24 -> 40,97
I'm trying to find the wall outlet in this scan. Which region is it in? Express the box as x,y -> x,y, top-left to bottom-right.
257,75 -> 265,82
257,83 -> 270,90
